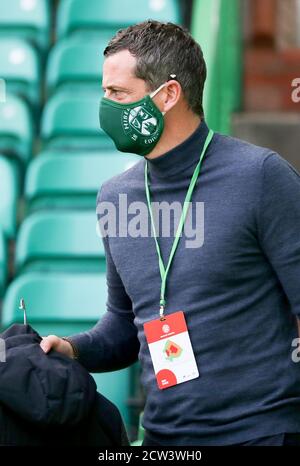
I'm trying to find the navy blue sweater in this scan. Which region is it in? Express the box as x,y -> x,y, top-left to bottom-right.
69,120 -> 300,445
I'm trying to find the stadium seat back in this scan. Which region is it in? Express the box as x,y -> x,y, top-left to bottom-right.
0,0 -> 50,50
130,411 -> 145,445
47,37 -> 109,95
41,91 -> 113,150
0,155 -> 19,238
2,272 -> 107,325
25,151 -> 137,210
0,38 -> 40,106
57,0 -> 181,38
15,210 -> 105,273
0,94 -> 33,163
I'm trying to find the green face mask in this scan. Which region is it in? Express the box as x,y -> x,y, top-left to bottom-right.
99,82 -> 167,156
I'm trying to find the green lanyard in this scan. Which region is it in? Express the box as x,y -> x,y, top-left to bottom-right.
144,129 -> 214,320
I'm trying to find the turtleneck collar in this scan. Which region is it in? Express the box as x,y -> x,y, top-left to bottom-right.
144,118 -> 210,179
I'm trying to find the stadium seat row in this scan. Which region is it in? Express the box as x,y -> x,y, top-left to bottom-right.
0,0 -> 182,435
0,0 -> 181,103
15,210 -> 105,274
0,36 -> 105,106
0,151 -> 136,240
57,0 -> 181,39
25,152 -> 137,210
0,92 -> 112,164
0,0 -> 180,48
0,0 -> 50,51
0,151 -> 138,419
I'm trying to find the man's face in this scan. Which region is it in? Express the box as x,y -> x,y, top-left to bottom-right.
102,50 -> 149,104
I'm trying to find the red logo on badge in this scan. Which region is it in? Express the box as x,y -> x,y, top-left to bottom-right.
156,369 -> 177,389
164,340 -> 183,361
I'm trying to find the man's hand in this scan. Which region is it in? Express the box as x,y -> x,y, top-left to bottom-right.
40,335 -> 75,359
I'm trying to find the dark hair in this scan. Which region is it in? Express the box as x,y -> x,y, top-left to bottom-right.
104,20 -> 206,117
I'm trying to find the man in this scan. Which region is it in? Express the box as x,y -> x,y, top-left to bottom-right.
40,21 -> 300,446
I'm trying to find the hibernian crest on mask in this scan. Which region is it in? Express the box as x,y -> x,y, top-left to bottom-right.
122,103 -> 161,144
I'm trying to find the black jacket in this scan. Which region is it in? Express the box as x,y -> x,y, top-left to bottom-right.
0,324 -> 129,446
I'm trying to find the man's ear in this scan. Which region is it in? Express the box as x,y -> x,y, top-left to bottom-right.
153,79 -> 181,113
162,79 -> 182,113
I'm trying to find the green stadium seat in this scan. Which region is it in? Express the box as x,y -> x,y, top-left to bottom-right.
0,0 -> 50,51
47,36 -> 110,95
2,271 -> 131,424
131,411 -> 145,446
0,38 -> 40,107
0,155 -> 20,238
41,90 -> 113,150
25,151 -> 137,211
57,0 -> 181,39
0,93 -> 33,164
15,210 -> 105,274
0,228 -> 7,298
2,272 -> 107,330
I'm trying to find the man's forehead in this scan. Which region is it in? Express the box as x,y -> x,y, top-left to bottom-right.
103,50 -> 136,77
102,55 -> 137,88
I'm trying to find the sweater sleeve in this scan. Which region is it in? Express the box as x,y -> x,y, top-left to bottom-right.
257,151 -> 300,317
67,188 -> 140,372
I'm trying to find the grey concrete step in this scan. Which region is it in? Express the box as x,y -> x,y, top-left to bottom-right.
231,112 -> 300,171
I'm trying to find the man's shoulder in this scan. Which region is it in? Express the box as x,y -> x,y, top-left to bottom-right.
214,132 -> 299,179
211,132 -> 290,184
97,157 -> 144,205
214,132 -> 274,164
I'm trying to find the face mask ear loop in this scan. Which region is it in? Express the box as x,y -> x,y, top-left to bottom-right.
150,82 -> 168,116
149,73 -> 177,99
149,82 -> 167,99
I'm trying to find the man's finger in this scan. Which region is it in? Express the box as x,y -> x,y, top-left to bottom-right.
40,336 -> 55,353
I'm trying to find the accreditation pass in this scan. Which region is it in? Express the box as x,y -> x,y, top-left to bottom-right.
144,311 -> 199,390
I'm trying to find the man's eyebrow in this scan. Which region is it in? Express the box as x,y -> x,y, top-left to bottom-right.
102,84 -> 129,91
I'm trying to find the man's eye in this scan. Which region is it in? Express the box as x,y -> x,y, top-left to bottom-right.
103,89 -> 126,100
